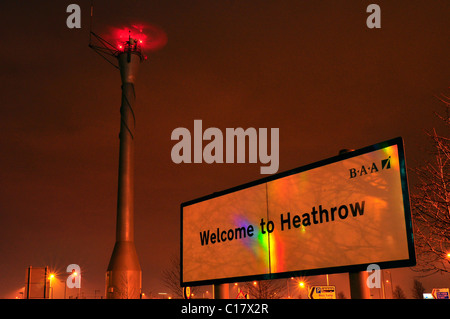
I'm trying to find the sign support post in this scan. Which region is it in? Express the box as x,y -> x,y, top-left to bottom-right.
349,271 -> 370,299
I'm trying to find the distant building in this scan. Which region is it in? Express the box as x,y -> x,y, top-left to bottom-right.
24,266 -> 50,299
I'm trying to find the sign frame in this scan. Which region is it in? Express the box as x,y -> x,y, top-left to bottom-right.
180,137 -> 415,287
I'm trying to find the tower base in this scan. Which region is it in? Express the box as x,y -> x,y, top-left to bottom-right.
106,241 -> 142,299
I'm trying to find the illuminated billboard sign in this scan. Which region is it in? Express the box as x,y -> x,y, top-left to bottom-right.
181,137 -> 415,286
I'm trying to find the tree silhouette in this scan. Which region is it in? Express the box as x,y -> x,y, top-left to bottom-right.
243,279 -> 286,299
411,279 -> 426,299
162,255 -> 198,298
392,285 -> 406,299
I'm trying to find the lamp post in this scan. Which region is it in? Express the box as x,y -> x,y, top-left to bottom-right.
286,277 -> 295,299
71,271 -> 81,298
299,281 -> 308,299
385,270 -> 394,298
48,274 -> 55,299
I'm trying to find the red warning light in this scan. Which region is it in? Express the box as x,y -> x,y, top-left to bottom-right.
108,23 -> 167,52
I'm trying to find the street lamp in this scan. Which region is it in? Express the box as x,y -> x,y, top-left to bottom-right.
385,270 -> 394,298
71,270 -> 81,298
298,280 -> 310,299
286,277 -> 294,298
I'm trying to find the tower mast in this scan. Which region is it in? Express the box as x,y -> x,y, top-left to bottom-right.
93,34 -> 144,299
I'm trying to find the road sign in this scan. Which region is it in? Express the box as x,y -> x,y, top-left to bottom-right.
432,288 -> 449,299
181,137 -> 415,287
309,286 -> 336,299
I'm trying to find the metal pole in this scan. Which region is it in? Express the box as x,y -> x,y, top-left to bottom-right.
287,279 -> 291,298
386,270 -> 394,298
43,266 -> 48,299
381,270 -> 386,299
389,271 -> 394,297
339,149 -> 371,299
26,266 -> 31,299
106,44 -> 142,299
349,271 -> 370,299
214,283 -> 230,299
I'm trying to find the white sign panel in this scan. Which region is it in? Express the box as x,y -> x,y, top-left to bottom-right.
181,137 -> 415,286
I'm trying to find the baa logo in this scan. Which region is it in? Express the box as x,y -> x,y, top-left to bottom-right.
349,156 -> 391,179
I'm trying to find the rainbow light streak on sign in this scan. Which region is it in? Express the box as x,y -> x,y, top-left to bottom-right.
181,137 -> 415,287
233,214 -> 268,265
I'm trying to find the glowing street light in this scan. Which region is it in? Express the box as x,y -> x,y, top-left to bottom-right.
48,274 -> 55,299
286,277 -> 295,298
70,270 -> 81,298
297,279 -> 310,299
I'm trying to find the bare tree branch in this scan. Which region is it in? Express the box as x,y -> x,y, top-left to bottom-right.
411,98 -> 450,274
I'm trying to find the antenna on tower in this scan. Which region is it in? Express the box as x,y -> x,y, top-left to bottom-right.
89,33 -> 120,69
88,1 -> 120,69
87,2 -> 95,44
